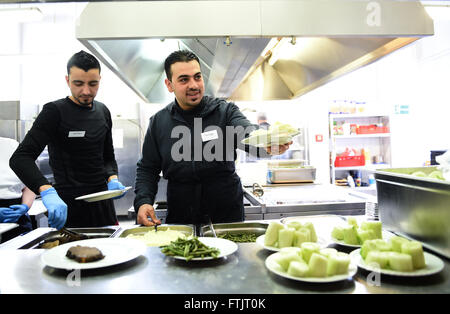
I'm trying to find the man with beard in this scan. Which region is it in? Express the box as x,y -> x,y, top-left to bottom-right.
134,50 -> 291,226
10,51 -> 127,229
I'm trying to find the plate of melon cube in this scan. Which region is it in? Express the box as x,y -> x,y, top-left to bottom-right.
349,236 -> 444,277
265,245 -> 357,283
331,218 -> 391,248
257,221 -> 327,252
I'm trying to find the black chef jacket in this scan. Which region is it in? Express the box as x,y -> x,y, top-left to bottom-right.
9,97 -> 119,227
134,96 -> 268,224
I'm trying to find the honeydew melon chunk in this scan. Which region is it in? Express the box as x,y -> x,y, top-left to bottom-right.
303,222 -> 317,243
264,222 -> 285,246
287,260 -> 310,277
320,248 -> 338,258
411,171 -> 427,177
357,228 -> 376,244
286,221 -> 303,230
269,260 -> 285,273
374,239 -> 392,252
280,247 -> 302,256
360,221 -> 382,239
294,228 -> 311,247
401,241 -> 426,269
278,228 -> 295,248
331,226 -> 345,240
365,251 -> 389,269
388,252 -> 414,272
360,239 -> 380,259
389,236 -> 410,253
343,226 -> 359,245
327,252 -> 351,276
301,242 -> 321,263
273,252 -> 304,271
347,217 -> 358,228
308,253 -> 328,277
428,170 -> 444,180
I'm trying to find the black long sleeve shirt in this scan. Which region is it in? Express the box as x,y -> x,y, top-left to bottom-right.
134,96 -> 269,212
10,97 -> 118,195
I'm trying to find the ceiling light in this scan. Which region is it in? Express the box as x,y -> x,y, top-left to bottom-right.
0,7 -> 43,24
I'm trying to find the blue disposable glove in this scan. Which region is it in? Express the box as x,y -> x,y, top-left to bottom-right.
40,187 -> 67,230
107,178 -> 127,199
0,204 -> 29,223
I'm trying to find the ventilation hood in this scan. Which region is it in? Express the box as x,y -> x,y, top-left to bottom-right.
76,0 -> 433,103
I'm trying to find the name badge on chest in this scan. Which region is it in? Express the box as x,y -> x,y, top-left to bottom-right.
68,131 -> 86,138
201,130 -> 219,142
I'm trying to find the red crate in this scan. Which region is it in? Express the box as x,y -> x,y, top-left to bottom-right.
356,125 -> 389,134
334,155 -> 365,167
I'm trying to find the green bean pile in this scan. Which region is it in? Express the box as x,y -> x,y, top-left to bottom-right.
218,233 -> 258,243
160,237 -> 220,261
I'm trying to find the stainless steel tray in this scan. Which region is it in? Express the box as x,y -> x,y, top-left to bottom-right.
117,224 -> 194,238
375,166 -> 450,259
201,222 -> 269,241
267,167 -> 316,183
19,227 -> 119,249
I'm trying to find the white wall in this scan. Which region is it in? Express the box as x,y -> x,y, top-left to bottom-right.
0,2 -> 153,121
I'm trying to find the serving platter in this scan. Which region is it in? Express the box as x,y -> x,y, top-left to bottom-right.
75,187 -> 132,202
265,252 -> 357,283
41,238 -> 146,270
165,237 -> 238,261
349,249 -> 444,277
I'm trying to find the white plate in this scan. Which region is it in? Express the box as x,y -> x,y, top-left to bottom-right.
167,237 -> 238,261
349,249 -> 444,277
241,131 -> 300,148
256,234 -> 328,252
41,238 -> 146,270
75,187 -> 132,202
331,230 -> 394,248
265,252 -> 357,283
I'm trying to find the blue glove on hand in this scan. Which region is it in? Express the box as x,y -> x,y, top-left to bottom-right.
0,204 -> 29,223
41,187 -> 67,230
107,178 -> 127,199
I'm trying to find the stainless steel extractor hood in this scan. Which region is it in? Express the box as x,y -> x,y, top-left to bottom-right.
76,0 -> 433,103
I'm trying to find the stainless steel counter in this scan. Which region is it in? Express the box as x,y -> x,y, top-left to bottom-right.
0,238 -> 448,294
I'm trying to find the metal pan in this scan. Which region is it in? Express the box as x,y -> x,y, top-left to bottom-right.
19,227 -> 119,249
117,224 -> 194,238
200,222 -> 269,242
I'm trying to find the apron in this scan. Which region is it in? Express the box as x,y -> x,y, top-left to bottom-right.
57,185 -> 118,228
165,172 -> 244,224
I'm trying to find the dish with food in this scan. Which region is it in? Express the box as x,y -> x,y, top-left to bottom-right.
41,238 -> 146,270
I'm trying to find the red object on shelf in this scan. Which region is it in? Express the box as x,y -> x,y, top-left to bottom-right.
356,125 -> 389,134
334,155 -> 366,167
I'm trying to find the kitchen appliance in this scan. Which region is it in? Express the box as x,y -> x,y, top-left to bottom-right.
75,0 -> 433,103
375,166 -> 450,259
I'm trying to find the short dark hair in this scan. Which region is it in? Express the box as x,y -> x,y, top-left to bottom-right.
67,50 -> 101,75
164,50 -> 200,81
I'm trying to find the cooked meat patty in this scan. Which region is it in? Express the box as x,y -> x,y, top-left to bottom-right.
66,245 -> 105,263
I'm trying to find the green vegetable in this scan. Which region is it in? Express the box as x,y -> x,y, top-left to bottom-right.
160,237 -> 220,261
218,233 -> 258,243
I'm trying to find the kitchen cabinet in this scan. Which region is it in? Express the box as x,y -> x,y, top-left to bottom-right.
329,114 -> 392,186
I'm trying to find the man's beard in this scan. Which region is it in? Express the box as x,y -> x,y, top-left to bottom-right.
74,95 -> 94,107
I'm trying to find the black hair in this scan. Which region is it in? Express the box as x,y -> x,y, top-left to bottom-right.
164,50 -> 200,81
67,50 -> 101,75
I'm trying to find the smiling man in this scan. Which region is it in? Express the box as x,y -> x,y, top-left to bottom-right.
134,50 -> 292,226
10,51 -> 127,229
